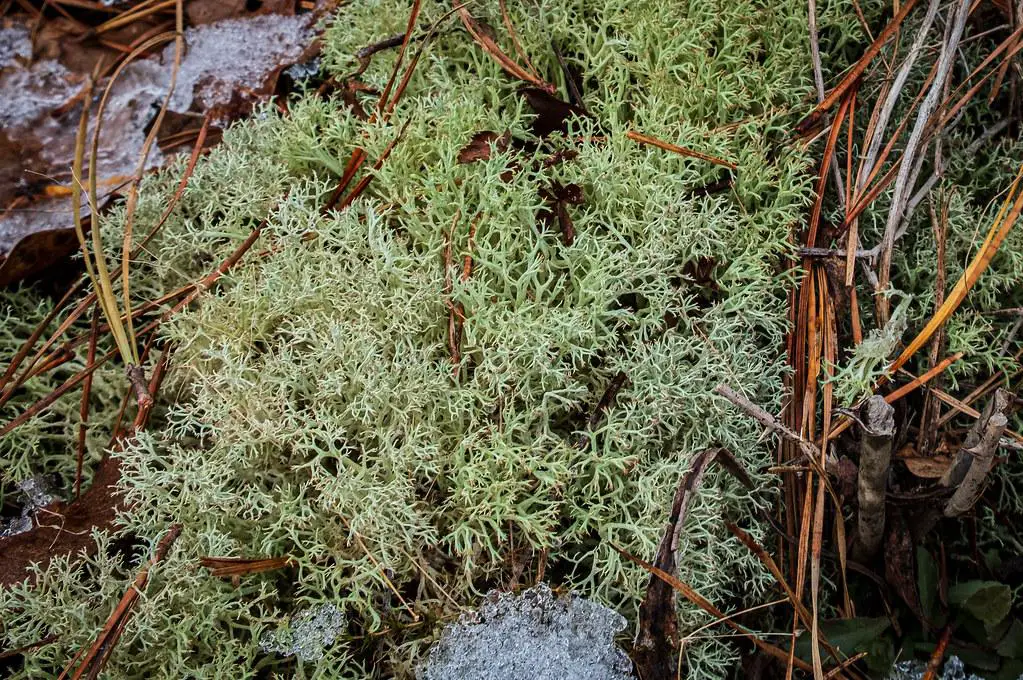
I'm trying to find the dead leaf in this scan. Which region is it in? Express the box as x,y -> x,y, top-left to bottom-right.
519,86 -> 591,138
457,130 -> 511,164
902,455 -> 953,479
884,510 -> 924,619
539,181 -> 584,246
0,10 -> 322,286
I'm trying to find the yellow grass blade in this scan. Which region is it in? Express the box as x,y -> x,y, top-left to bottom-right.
888,164 -> 1023,375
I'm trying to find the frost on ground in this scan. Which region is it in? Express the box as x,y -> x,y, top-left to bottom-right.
889,656 -> 1003,680
0,11 -> 314,264
420,585 -> 635,680
258,603 -> 346,662
0,476 -> 56,539
0,23 -> 30,71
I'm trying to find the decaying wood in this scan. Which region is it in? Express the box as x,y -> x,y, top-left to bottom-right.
854,396 -> 895,559
942,389 -> 1011,517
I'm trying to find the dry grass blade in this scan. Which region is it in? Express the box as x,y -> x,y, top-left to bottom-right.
611,544 -> 815,673
886,352 -> 963,404
0,116 -> 207,403
75,30 -> 179,409
888,163 -> 1023,375
118,0 -> 184,363
627,130 -> 738,170
797,0 -> 922,133
59,525 -> 181,680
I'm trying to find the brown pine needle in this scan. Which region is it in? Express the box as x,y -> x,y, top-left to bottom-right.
199,556 -> 295,578
454,0 -> 551,92
611,544 -> 814,673
827,352 -> 964,440
60,524 -> 181,680
797,0 -> 922,132
627,130 -> 738,170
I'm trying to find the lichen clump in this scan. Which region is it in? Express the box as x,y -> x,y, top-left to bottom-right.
1,0 -> 859,676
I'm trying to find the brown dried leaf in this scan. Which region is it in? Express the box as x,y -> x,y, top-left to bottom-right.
634,448 -> 753,680
519,87 -> 590,138
457,130 -> 511,164
902,455 -> 953,479
0,11 -> 321,286
884,510 -> 924,619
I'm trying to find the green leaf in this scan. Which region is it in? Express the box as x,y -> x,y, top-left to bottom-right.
949,581 -> 1013,629
993,658 -> 1023,680
794,617 -> 891,663
997,619 -> 1023,659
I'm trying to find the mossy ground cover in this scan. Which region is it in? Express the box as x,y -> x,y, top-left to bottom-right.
2,0 -> 1022,677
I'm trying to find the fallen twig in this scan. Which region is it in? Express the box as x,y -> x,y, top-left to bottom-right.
627,130 -> 737,170
854,396 -> 895,559
942,390 -> 1011,517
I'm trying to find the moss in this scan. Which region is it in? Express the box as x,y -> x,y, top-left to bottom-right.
0,0 -> 870,676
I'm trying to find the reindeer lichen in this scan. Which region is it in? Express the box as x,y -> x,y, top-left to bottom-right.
0,0 -> 880,676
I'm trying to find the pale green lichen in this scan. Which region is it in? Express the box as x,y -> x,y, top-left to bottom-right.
830,292 -> 912,406
1,0 -> 878,677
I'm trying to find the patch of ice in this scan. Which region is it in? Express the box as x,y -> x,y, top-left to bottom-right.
0,475 -> 59,538
0,60 -> 78,129
419,584 -> 635,680
888,656 -> 1007,680
163,13 -> 313,117
259,603 -> 346,662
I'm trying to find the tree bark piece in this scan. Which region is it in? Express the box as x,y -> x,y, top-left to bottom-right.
855,395 -> 895,559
